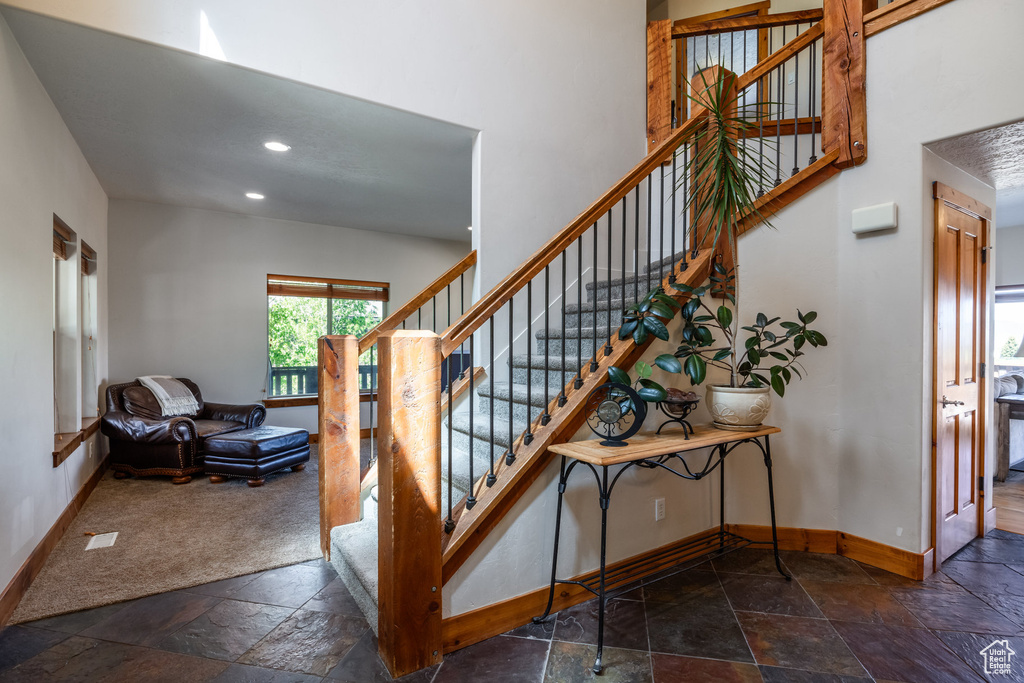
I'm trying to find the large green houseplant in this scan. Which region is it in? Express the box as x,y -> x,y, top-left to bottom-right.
612,69 -> 827,429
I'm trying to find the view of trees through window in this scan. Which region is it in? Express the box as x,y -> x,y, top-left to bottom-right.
268,296 -> 383,396
996,301 -> 1024,370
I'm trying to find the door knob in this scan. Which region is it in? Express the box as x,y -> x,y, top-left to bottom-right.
941,395 -> 965,407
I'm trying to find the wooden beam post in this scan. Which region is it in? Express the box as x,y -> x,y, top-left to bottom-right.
318,335 -> 362,559
691,66 -> 738,292
377,330 -> 443,678
822,0 -> 867,168
647,19 -> 672,152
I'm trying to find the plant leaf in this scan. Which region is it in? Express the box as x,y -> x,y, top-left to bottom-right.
636,361 -> 652,379
648,302 -> 675,319
638,386 -> 667,402
634,325 -> 649,346
771,373 -> 786,397
608,366 -> 631,385
717,305 -> 733,329
644,316 -> 670,341
756,312 -> 768,327
618,320 -> 638,339
654,354 -> 683,374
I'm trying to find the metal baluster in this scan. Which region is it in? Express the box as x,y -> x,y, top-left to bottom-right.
647,176 -> 653,292
634,185 -> 641,299
433,295 -> 437,334
444,353 -> 454,532
809,39 -> 818,164
792,27 -> 800,177
487,316 -> 496,486
659,163 -> 666,286
670,150 -> 677,283
591,224 -> 599,373
461,273 -> 465,315
369,345 -> 376,467
559,251 -> 568,407
575,236 -> 584,390
621,196 -> 627,305
775,26 -> 784,187
525,281 -> 534,446
401,319 -> 406,330
507,297 -> 516,466
605,213 -> 613,356
466,334 -> 477,509
418,307 -> 421,330
542,266 -> 551,426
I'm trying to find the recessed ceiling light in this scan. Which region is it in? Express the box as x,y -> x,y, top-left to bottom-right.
264,141 -> 291,152
246,192 -> 265,200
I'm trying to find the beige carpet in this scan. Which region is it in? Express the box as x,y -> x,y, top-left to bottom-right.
11,447 -> 322,624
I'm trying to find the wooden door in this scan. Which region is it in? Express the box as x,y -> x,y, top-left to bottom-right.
933,182 -> 990,565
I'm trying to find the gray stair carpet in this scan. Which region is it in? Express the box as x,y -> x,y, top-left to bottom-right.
328,252 -> 684,627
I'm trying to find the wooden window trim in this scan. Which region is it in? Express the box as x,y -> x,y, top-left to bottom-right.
52,417 -> 101,468
267,273 -> 390,302
264,391 -> 376,408
53,215 -> 74,261
672,1 -> 770,27
80,241 -> 96,275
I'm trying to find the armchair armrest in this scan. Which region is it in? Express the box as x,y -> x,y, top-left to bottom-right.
201,402 -> 266,429
101,411 -> 197,444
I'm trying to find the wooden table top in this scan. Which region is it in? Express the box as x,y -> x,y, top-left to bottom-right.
547,424 -> 780,466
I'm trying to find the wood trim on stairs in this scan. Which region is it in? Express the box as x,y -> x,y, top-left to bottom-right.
1,455 -> 110,627
864,0 -> 957,37
442,524 -> 933,654
736,150 -> 842,236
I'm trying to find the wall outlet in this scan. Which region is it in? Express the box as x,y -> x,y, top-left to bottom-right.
654,498 -> 666,522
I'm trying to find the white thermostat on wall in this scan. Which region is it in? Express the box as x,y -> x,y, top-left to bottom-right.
851,202 -> 898,234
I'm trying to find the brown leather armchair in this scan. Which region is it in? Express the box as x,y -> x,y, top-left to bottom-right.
102,378 -> 266,483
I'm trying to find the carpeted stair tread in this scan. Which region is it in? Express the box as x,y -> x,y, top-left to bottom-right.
479,380 -> 567,407
330,497 -> 378,634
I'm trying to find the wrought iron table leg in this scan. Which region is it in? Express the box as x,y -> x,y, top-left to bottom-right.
763,435 -> 791,580
594,465 -> 610,674
534,456 -> 569,623
719,444 -> 726,549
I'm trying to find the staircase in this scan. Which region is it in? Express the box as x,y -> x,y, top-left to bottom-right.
329,253 -> 686,631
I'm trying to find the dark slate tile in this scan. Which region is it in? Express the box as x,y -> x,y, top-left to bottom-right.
651,653 -> 762,682
0,635 -> 229,682
229,565 -> 335,609
719,573 -> 823,618
237,609 -> 367,677
23,602 -> 130,635
210,662 -> 323,682
714,548 -> 791,577
0,626 -> 66,672
855,562 -> 958,589
552,598 -> 649,651
800,580 -> 923,627
183,572 -> 266,599
759,666 -> 874,682
642,569 -> 721,604
986,529 -> 1024,542
979,593 -> 1024,632
78,590 -> 221,646
950,537 -> 1024,564
156,599 -> 294,661
324,630 -> 392,682
832,621 -> 985,683
942,561 -> 1024,598
646,589 -> 754,662
737,612 -> 866,677
778,553 -> 874,585
300,578 -> 363,618
890,585 -> 1021,634
505,616 -> 555,641
934,631 -> 1024,682
543,640 -> 651,682
432,634 -> 549,683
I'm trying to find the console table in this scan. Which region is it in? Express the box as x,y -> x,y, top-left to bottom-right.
533,424 -> 788,674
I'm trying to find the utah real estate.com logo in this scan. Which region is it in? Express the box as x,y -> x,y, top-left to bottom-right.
981,640 -> 1016,676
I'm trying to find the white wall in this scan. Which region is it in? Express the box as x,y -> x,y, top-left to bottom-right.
2,0 -> 648,301
997,224 -> 1024,286
0,12 -> 108,596
107,200 -> 471,433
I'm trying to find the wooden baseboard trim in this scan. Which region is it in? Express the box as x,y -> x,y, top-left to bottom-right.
1,454 -> 110,627
985,506 -> 998,534
308,433 -> 319,444
442,524 -> 931,652
726,524 -> 838,554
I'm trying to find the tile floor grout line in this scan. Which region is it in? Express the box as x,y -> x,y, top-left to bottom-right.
711,562 -> 759,667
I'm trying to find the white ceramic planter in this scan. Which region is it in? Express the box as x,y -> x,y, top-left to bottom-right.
706,385 -> 772,431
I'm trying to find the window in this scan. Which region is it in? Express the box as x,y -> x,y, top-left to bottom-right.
52,216 -> 74,435
267,274 -> 388,397
81,241 -> 98,417
996,285 -> 1024,372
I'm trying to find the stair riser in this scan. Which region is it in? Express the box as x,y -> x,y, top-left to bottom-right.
446,423 -> 512,462
479,395 -> 558,423
564,309 -> 626,330
510,364 -> 580,386
534,335 -> 603,358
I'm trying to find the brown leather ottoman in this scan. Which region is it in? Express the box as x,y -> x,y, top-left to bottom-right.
202,426 -> 309,487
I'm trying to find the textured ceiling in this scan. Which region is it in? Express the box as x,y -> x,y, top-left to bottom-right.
927,120 -> 1024,228
1,7 -> 474,241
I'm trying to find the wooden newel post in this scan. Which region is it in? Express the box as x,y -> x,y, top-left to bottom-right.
376,330 -> 443,677
318,335 -> 362,559
822,0 -> 867,168
647,19 -> 672,152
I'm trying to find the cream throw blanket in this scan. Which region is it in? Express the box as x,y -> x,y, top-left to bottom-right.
137,376 -> 200,417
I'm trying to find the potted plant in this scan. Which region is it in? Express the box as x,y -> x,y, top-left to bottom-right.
611,69 -> 827,430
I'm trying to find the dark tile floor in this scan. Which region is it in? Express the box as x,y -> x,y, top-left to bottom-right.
4,533 -> 1024,682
